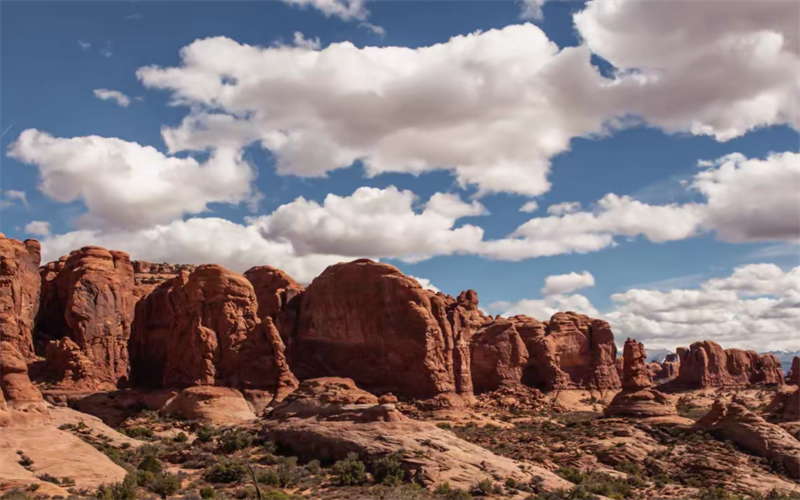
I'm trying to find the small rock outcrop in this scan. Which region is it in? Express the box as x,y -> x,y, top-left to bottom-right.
36,246 -> 135,390
269,377 -> 406,423
291,260 -> 474,404
0,235 -> 41,359
0,341 -> 48,427
605,339 -> 676,418
696,399 -> 800,479
129,265 -> 297,404
522,312 -> 621,391
162,386 -> 257,425
675,341 -> 785,388
470,319 -> 529,393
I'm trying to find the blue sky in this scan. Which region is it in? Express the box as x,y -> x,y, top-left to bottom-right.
1,0 -> 799,351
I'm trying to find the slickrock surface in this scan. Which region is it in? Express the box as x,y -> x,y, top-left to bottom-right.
0,341 -> 49,427
696,399 -> 800,479
291,260 -> 475,404
0,234 -> 41,359
674,341 -> 785,388
523,312 -> 621,391
606,339 -> 676,418
129,264 -> 297,402
37,246 -> 135,390
263,378 -> 573,491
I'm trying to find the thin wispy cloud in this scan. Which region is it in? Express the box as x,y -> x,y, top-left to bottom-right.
93,89 -> 132,107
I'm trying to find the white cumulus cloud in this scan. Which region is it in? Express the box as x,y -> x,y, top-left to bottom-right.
24,221 -> 50,236
7,129 -> 259,231
541,271 -> 595,296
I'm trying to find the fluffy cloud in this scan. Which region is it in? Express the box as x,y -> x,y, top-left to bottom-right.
137,25 -> 615,197
608,264 -> 800,351
251,186 -> 486,262
519,201 -> 539,213
24,221 -> 50,236
692,152 -> 800,242
490,293 -> 599,321
7,130 -> 258,230
38,217 -> 349,284
409,276 -> 440,293
541,271 -> 594,296
93,89 -> 131,107
280,0 -> 367,20
547,201 -> 581,215
574,0 -> 800,140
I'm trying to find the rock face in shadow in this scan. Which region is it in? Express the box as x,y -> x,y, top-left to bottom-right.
522,312 -> 621,391
469,318 -> 529,393
787,357 -> 800,386
696,399 -> 800,479
0,341 -> 49,427
244,265 -> 305,342
605,339 -> 676,418
263,378 -> 573,491
291,260 -> 475,404
656,353 -> 680,382
36,246 -> 135,390
129,264 -> 297,405
0,235 -> 41,360
675,341 -> 785,388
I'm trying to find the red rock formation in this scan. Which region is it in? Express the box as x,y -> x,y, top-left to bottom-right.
522,312 -> 621,391
656,353 -> 680,382
0,341 -> 48,426
675,341 -> 785,388
621,338 -> 652,390
132,261 -> 195,300
0,234 -> 41,359
470,319 -> 529,393
696,399 -> 800,479
786,356 -> 799,385
244,265 -> 305,346
129,265 -> 297,404
37,246 -> 135,390
615,357 -> 624,379
292,259 -> 474,404
606,339 -> 675,418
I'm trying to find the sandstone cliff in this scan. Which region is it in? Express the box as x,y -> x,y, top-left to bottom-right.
0,235 -> 41,359
675,341 -> 785,388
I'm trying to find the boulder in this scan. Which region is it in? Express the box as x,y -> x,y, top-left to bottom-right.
765,386 -> 800,438
522,312 -> 621,391
696,399 -> 800,479
162,386 -> 257,425
675,341 -> 785,388
129,264 -> 297,404
291,260 -> 474,404
0,235 -> 41,359
269,377 -> 405,423
605,339 -> 676,418
787,356 -> 800,385
36,246 -> 135,390
0,341 -> 49,427
469,318 -> 529,393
